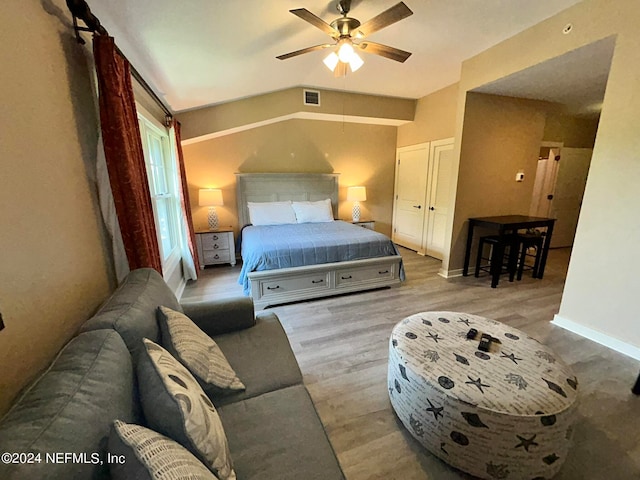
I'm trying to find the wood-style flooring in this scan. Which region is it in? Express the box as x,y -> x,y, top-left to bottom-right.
182,247 -> 640,479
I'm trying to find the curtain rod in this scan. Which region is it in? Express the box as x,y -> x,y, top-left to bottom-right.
65,0 -> 174,123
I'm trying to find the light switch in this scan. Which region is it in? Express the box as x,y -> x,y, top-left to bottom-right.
515,172 -> 525,182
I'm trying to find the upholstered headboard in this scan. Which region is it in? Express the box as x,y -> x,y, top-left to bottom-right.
235,173 -> 339,227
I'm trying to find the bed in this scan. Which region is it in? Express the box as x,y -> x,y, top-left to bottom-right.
236,173 -> 404,309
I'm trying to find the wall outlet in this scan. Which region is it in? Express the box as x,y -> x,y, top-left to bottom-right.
515,172 -> 525,182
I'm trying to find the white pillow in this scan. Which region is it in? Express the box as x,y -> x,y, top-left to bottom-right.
292,199 -> 334,223
247,201 -> 297,226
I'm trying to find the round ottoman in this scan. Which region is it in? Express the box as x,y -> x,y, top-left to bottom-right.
388,311 -> 578,480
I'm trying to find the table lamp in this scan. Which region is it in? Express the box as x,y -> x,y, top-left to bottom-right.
199,188 -> 223,230
347,186 -> 366,222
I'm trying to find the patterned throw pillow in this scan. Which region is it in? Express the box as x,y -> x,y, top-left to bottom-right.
157,306 -> 245,395
137,339 -> 236,480
109,420 -> 216,480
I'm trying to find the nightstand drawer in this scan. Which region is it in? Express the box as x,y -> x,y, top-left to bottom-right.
203,249 -> 231,264
199,232 -> 230,250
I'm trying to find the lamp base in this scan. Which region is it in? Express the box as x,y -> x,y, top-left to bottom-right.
352,201 -> 361,222
208,207 -> 219,230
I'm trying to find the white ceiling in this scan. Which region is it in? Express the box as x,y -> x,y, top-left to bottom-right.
87,0 -> 585,113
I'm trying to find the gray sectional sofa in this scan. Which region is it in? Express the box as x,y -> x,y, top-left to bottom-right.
0,268 -> 345,479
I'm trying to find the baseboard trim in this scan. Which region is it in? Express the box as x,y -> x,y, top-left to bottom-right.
175,277 -> 187,301
438,268 -> 463,279
551,315 -> 640,361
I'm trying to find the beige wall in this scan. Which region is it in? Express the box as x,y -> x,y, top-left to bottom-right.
543,112 -> 599,148
444,0 -> 640,350
397,83 -> 459,147
177,87 -> 415,141
183,118 -> 398,236
0,0 -> 113,414
448,93 -> 548,267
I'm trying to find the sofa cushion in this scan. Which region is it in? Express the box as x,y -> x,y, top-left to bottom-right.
211,312 -> 303,406
80,268 -> 182,359
218,385 -> 345,480
157,306 -> 245,395
137,339 -> 236,480
0,330 -> 135,480
109,420 -> 216,480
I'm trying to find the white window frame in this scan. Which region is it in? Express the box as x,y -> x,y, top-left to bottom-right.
136,107 -> 183,280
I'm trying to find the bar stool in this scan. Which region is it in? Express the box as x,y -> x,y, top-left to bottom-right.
516,232 -> 545,280
474,235 -> 519,284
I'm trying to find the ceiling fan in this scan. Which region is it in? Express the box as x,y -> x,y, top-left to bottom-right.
277,0 -> 413,76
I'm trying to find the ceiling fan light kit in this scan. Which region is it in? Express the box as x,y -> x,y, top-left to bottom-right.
277,1 -> 413,77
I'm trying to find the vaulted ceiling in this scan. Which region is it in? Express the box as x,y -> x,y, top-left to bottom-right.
87,0 -> 585,113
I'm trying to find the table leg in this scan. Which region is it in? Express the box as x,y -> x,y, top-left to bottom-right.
537,221 -> 555,279
463,221 -> 474,276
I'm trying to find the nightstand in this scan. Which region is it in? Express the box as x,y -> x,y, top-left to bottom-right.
346,220 -> 375,230
195,229 -> 236,268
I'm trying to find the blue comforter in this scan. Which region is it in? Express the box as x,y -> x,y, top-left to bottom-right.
238,221 -> 404,295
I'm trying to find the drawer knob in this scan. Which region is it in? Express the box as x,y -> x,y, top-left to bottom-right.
213,244 -> 219,249
214,254 -> 220,259
267,285 -> 280,290
378,270 -> 389,274
311,279 -> 324,284
212,235 -> 219,240
341,275 -> 352,280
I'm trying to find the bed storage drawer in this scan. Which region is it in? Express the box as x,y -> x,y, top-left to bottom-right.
248,256 -> 402,309
335,262 -> 397,287
259,271 -> 332,297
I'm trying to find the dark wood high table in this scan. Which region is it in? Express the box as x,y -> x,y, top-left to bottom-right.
462,215 -> 556,288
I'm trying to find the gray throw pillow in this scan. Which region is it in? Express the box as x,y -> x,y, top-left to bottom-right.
137,339 -> 236,480
157,306 -> 245,395
109,420 -> 216,480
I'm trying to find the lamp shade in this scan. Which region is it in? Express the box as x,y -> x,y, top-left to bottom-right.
347,186 -> 367,202
199,188 -> 223,207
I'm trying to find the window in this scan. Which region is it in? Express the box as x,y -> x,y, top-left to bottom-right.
137,111 -> 181,275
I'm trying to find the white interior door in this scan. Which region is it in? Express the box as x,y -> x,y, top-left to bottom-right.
424,138 -> 455,259
392,144 -> 429,251
530,147 -> 561,218
549,148 -> 593,247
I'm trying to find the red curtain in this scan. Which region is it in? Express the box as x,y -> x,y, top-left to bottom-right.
173,120 -> 200,274
93,35 -> 162,273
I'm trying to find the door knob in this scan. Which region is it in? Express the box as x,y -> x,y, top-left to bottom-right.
413,205 -> 422,209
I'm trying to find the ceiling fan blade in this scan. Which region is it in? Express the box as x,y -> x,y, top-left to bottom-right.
357,41 -> 412,62
277,44 -> 333,60
356,2 -> 413,37
290,8 -> 339,37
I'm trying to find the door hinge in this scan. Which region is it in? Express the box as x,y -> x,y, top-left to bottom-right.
555,155 -> 561,161
397,159 -> 400,165
396,194 -> 398,200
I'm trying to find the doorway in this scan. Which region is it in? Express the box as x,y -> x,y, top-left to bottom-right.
530,143 -> 593,248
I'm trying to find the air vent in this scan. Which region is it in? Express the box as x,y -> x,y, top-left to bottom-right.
303,89 -> 321,106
